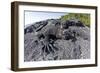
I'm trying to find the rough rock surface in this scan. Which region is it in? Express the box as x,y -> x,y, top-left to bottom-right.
24,19 -> 90,62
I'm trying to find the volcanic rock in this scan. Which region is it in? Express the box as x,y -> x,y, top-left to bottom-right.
24,19 -> 90,62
